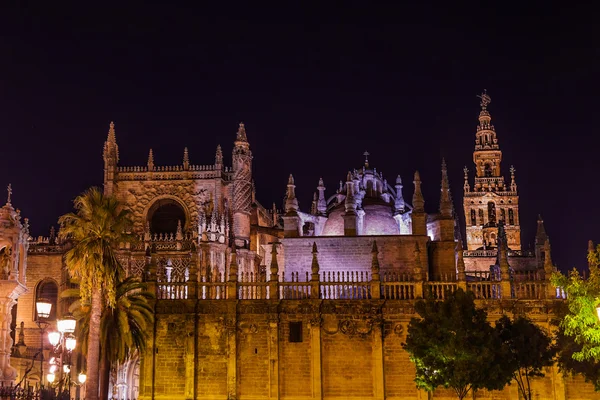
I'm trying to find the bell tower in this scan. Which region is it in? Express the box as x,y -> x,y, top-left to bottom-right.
463,91 -> 521,251
232,123 -> 253,248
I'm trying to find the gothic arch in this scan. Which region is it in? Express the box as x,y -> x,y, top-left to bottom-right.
143,195 -> 191,234
34,278 -> 59,321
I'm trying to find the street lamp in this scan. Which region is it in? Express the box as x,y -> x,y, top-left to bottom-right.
596,305 -> 600,321
47,314 -> 78,398
35,298 -> 52,387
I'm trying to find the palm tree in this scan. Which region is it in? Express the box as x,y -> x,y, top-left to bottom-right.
63,277 -> 154,399
59,187 -> 134,400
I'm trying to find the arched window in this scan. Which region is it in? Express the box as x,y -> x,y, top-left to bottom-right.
487,202 -> 496,225
500,208 -> 506,222
147,199 -> 186,235
478,209 -> 484,226
484,163 -> 492,177
470,209 -> 476,226
508,209 -> 515,225
35,280 -> 58,321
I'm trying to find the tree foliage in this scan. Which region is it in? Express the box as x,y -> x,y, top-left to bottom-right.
403,289 -> 512,399
58,187 -> 134,400
495,315 -> 556,400
551,245 -> 600,362
555,322 -> 600,390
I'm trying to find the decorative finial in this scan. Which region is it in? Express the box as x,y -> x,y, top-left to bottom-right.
236,122 -> 247,142
412,171 -> 425,212
510,165 -> 517,192
439,159 -> 453,217
363,150 -> 370,167
147,149 -> 155,171
477,89 -> 491,109
183,147 -> 189,168
215,144 -> 223,166
6,184 -> 12,205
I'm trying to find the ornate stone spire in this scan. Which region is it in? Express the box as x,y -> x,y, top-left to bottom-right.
317,178 -> 327,215
310,192 -> 318,215
463,166 -> 470,192
284,174 -> 299,215
6,184 -> 11,206
147,149 -> 155,171
543,239 -> 553,272
535,215 -> 547,246
456,240 -> 466,281
183,147 -> 189,170
103,121 -> 119,161
272,203 -> 278,227
215,144 -> 223,167
412,171 -> 425,213
371,241 -> 380,281
439,159 -> 453,217
363,150 -> 370,168
270,242 -> 279,281
394,175 -> 405,213
236,122 -> 248,142
344,171 -> 357,215
228,242 -> 238,282
311,242 -> 320,281
510,165 -> 517,192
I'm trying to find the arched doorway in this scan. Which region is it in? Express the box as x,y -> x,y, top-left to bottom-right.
147,199 -> 187,235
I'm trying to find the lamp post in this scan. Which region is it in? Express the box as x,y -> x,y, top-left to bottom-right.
46,314 -> 77,399
35,298 -> 52,387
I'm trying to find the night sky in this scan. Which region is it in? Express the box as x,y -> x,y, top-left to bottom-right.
1,2 -> 598,271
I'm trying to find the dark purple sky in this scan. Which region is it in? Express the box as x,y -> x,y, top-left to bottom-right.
1,2 -> 598,271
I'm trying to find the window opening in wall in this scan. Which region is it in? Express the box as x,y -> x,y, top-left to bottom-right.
470,209 -> 476,226
36,280 -> 58,321
478,209 -> 484,226
508,209 -> 515,225
484,163 -> 493,177
487,202 -> 496,226
289,321 -> 303,343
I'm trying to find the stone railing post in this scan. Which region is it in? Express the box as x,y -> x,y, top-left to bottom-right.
310,242 -> 320,299
370,241 -> 381,299
227,244 -> 238,300
413,242 -> 424,299
146,250 -> 158,299
269,242 -> 280,300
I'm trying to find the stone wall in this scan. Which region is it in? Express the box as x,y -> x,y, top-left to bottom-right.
280,236 -> 431,280
138,298 -> 600,400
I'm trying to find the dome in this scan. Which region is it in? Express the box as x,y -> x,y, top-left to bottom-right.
321,202 -> 401,236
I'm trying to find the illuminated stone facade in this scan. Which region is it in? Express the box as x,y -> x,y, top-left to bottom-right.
8,94 -> 599,399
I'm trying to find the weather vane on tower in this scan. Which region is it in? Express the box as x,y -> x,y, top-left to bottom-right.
477,89 -> 491,109
363,151 -> 370,167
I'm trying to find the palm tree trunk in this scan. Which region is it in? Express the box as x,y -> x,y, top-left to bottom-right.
86,289 -> 103,400
99,354 -> 111,400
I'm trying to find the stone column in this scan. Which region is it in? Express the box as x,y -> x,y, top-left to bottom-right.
225,315 -> 237,400
268,315 -> 280,399
0,282 -> 25,384
309,315 -> 323,400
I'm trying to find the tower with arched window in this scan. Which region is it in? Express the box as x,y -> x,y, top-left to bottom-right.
462,91 -> 522,252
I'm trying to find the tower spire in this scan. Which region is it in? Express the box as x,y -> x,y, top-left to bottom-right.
463,166 -> 470,192
147,149 -> 155,171
107,121 -> 117,145
439,158 -> 453,217
285,174 -> 299,214
394,175 -> 405,213
412,171 -> 425,212
510,165 -> 517,192
183,147 -> 189,169
317,178 -> 327,215
236,122 -> 248,142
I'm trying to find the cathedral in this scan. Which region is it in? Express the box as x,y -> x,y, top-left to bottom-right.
1,92 -> 596,400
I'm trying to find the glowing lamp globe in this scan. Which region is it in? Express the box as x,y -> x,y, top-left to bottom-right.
65,336 -> 77,352
78,372 -> 87,384
63,364 -> 70,373
48,331 -> 60,347
49,364 -> 57,374
57,314 -> 76,334
47,373 -> 55,383
36,299 -> 52,320
596,305 -> 600,321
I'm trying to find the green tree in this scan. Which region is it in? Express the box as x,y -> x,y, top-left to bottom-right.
551,244 -> 600,362
495,315 -> 556,399
63,277 -> 154,399
58,187 -> 134,400
403,288 -> 512,399
555,323 -> 600,390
